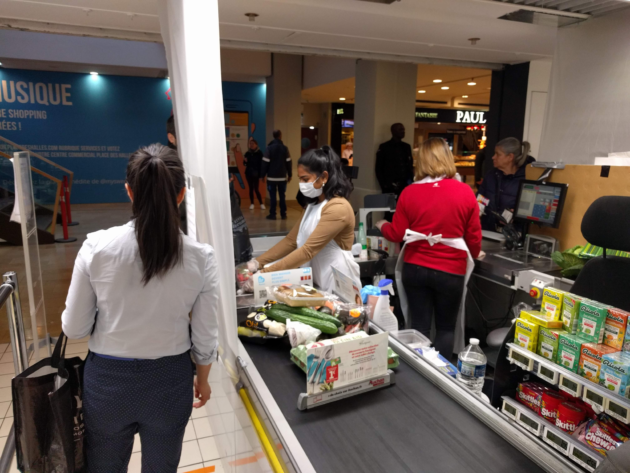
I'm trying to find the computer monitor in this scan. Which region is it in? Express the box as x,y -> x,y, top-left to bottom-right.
514,180 -> 568,228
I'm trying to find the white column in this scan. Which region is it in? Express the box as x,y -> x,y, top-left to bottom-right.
523,59 -> 552,158
157,0 -> 238,369
266,53 -> 302,200
352,60 -> 417,208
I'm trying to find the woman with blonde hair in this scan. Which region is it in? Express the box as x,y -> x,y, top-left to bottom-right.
377,138 -> 482,356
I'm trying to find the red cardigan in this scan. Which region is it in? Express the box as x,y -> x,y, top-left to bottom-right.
381,178 -> 482,275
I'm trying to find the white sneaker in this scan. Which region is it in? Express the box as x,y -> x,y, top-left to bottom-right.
260,204 -> 266,210
249,204 -> 255,210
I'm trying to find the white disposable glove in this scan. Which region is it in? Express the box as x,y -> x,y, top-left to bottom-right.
247,259 -> 260,273
375,220 -> 388,231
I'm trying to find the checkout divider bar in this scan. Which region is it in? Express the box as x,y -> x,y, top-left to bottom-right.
373,323 -> 581,473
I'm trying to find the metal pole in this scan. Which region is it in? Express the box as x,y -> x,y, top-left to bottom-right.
3,272 -> 29,375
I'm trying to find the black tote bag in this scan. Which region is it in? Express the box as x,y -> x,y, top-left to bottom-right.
12,333 -> 86,473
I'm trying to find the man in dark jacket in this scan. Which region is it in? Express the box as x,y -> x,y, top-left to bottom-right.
375,123 -> 414,197
261,130 -> 292,220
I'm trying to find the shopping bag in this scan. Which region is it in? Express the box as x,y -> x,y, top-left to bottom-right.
12,332 -> 86,473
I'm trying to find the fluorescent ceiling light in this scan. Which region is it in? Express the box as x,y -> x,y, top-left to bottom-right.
441,86 -> 449,90
90,72 -> 99,75
418,90 -> 426,93
339,97 -> 346,101
433,79 -> 442,83
462,95 -> 469,98
468,81 -> 476,86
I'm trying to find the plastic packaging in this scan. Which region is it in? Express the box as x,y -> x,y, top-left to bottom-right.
414,347 -> 458,378
286,319 -> 322,348
334,303 -> 368,334
373,279 -> 398,332
456,338 -> 487,395
235,262 -> 253,290
360,285 -> 381,304
272,284 -> 331,307
358,223 -> 367,260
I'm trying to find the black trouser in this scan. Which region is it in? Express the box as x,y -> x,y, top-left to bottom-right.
402,262 -> 465,357
267,181 -> 287,218
247,173 -> 262,204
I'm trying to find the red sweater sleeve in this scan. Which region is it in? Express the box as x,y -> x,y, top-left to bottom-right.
380,190 -> 410,243
464,195 -> 482,259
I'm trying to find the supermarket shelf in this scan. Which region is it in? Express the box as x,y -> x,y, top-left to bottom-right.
501,396 -> 605,472
506,343 -> 630,424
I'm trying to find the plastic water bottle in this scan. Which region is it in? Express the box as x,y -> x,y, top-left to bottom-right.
456,338 -> 486,395
358,223 -> 368,260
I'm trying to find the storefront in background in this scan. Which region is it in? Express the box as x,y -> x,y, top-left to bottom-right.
330,102 -> 354,157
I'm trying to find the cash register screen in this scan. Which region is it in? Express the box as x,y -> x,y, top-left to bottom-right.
514,180 -> 568,228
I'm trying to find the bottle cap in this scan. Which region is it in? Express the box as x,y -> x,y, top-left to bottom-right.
470,338 -> 479,345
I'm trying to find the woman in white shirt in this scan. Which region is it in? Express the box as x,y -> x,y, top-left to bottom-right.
62,143 -> 219,472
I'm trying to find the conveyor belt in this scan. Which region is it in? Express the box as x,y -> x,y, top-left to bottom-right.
244,339 -> 543,473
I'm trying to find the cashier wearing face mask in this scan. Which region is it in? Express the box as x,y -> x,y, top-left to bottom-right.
247,146 -> 360,293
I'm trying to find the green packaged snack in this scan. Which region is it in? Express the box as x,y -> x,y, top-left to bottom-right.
563,294 -> 587,335
557,333 -> 585,373
537,328 -> 564,362
578,301 -> 609,343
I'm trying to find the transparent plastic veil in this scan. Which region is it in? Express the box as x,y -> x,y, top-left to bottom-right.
158,0 -> 238,375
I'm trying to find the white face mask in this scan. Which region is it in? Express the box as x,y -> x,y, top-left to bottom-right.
299,176 -> 323,198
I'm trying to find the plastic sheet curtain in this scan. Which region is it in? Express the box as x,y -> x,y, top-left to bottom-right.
539,9 -> 630,164
157,0 -> 238,373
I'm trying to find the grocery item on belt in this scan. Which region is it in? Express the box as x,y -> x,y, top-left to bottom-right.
578,300 -> 610,344
286,319 -> 322,348
556,402 -> 585,432
290,344 -> 400,372
266,306 -> 339,335
600,351 -> 630,398
333,303 -> 369,334
516,382 -> 548,414
579,343 -> 618,384
563,294 -> 588,335
542,287 -> 568,321
537,328 -> 564,362
604,308 -> 630,350
541,391 -> 565,422
414,347 -> 458,378
557,333 -> 585,373
514,318 -> 539,351
272,284 -> 331,307
575,414 -> 630,454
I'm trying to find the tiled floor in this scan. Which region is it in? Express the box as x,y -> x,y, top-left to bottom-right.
0,341 -> 272,473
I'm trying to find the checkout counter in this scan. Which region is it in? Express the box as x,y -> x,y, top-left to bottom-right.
234,174 -> 619,473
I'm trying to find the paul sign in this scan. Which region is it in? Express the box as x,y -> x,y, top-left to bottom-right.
456,111 -> 486,124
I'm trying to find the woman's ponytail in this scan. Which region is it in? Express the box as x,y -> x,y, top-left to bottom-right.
127,143 -> 186,284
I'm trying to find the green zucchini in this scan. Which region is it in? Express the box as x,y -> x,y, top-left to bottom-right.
266,309 -> 337,334
273,304 -> 342,328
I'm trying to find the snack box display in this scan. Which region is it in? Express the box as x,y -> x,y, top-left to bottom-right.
541,391 -> 564,422
600,351 -> 630,398
516,382 -> 548,415
556,402 -> 586,432
604,308 -> 630,351
514,318 -> 539,351
557,333 -> 585,373
578,300 -> 609,344
542,287 -> 567,321
537,328 -> 564,362
562,294 -> 587,335
528,312 -> 563,329
574,414 -> 630,455
626,316 -> 630,352
579,343 -> 618,384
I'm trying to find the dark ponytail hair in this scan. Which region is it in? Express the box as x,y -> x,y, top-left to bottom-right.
126,143 -> 186,284
297,146 -> 353,204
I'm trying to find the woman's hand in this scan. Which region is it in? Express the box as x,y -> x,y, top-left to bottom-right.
193,376 -> 212,408
375,220 -> 388,231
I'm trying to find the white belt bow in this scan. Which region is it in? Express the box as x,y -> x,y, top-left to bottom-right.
404,229 -> 443,246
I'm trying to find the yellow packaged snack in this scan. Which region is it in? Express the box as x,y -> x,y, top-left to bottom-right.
542,287 -> 567,321
528,313 -> 564,329
515,318 -> 539,352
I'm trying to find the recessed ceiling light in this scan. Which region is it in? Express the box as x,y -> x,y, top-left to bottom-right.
441,86 -> 449,90
90,72 -> 98,75
462,95 -> 469,98
418,90 -> 426,93
433,79 -> 442,83
468,80 -> 476,86
309,126 -> 314,130
339,97 -> 346,101
437,123 -> 441,125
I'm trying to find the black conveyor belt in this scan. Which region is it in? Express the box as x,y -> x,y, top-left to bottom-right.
244,340 -> 543,473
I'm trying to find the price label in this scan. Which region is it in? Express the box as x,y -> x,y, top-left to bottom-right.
582,387 -> 605,410
570,445 -> 599,472
606,398 -> 630,424
509,349 -> 534,371
517,411 -> 541,436
537,363 -> 559,384
559,374 -> 582,398
543,427 -> 569,455
502,400 -> 518,420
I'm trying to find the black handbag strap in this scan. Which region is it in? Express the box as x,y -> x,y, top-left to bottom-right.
51,332 -> 68,369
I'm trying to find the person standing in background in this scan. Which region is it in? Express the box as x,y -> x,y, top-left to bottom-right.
166,115 -> 177,150
261,130 -> 292,220
375,123 -> 414,197
244,138 -> 265,210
